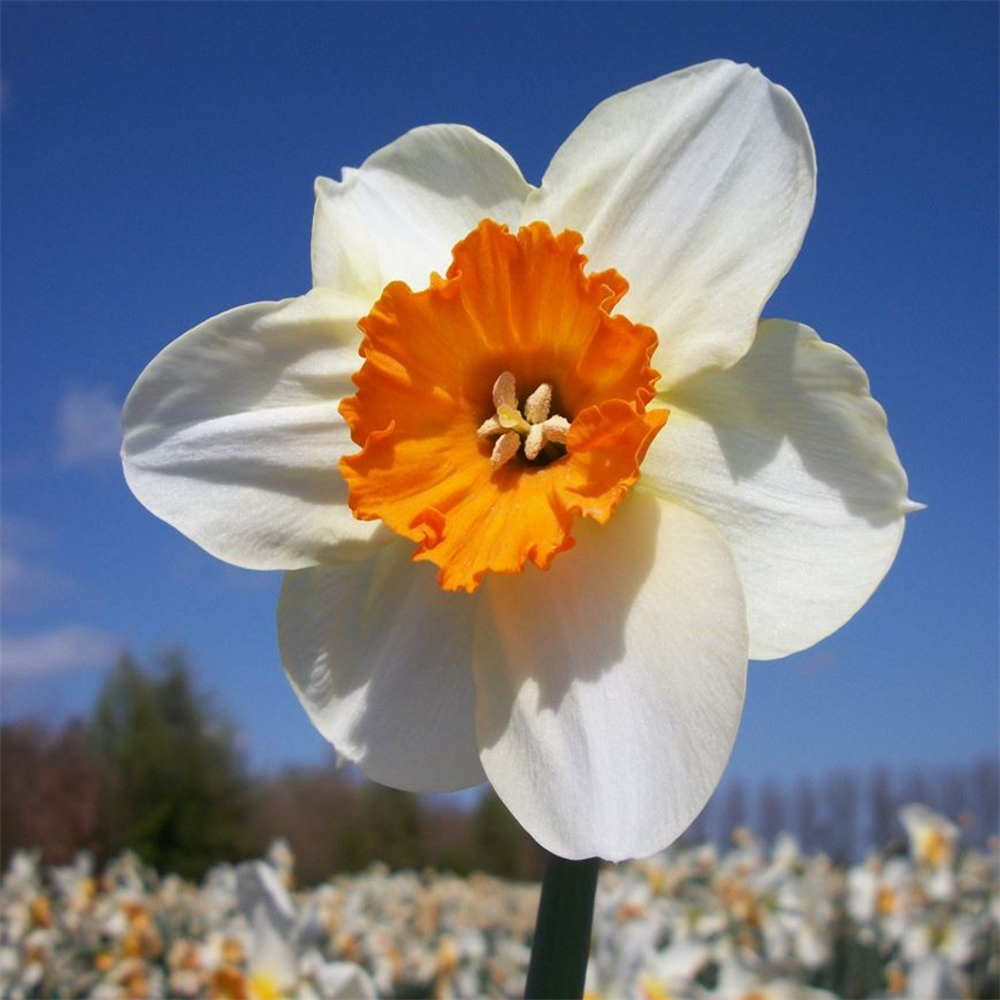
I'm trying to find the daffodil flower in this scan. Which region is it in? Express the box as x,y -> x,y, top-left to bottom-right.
122,60 -> 918,862
234,861 -> 377,1000
900,804 -> 960,901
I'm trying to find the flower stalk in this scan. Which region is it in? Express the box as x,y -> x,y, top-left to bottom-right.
524,853 -> 600,999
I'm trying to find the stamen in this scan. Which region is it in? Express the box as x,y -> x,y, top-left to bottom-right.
524,424 -> 546,462
524,384 -> 552,424
478,372 -> 570,470
492,371 -> 517,410
541,415 -> 570,443
477,416 -> 503,437
490,431 -> 521,470
524,415 -> 571,461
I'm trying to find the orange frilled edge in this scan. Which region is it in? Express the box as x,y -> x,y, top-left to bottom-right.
339,219 -> 668,592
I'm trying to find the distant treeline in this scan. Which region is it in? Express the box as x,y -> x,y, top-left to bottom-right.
2,652 -> 997,884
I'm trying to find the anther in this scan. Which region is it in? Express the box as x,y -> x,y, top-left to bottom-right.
478,372 -> 570,470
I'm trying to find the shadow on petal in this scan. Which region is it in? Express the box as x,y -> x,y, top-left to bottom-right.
471,492 -> 748,859
666,320 -> 910,528
474,489 -> 660,748
278,537 -> 486,792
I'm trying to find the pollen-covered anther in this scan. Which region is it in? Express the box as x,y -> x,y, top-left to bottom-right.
477,372 -> 571,469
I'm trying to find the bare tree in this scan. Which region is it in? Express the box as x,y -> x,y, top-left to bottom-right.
824,772 -> 859,863
939,766 -> 970,833
868,766 -> 896,850
900,767 -> 934,810
793,777 -> 821,854
681,798 -> 713,846
969,755 -> 1000,844
758,779 -> 786,847
0,720 -> 100,867
716,780 -> 748,846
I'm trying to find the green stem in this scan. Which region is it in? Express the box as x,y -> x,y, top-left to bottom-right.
524,853 -> 600,999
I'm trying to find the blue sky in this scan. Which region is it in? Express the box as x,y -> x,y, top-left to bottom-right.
2,3 -> 997,798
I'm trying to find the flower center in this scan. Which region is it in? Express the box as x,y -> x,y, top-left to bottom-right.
339,219 -> 668,592
478,372 -> 571,469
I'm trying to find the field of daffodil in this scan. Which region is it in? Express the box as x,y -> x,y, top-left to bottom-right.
1,805 -> 995,1000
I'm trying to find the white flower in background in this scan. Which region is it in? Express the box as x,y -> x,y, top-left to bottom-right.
753,839 -> 835,971
234,859 -> 378,1000
900,804 -> 960,901
265,838 -> 297,891
48,853 -> 98,940
634,940 -> 710,1000
0,829 -> 996,1000
709,955 -> 841,1000
902,912 -> 978,970
589,867 -> 659,996
904,952 -> 969,1000
848,854 -> 915,946
0,852 -> 41,953
122,59 -> 919,861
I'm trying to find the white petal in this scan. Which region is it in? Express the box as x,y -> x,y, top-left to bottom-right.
526,60 -> 816,388
311,962 -> 378,1000
235,863 -> 298,988
644,319 -> 918,660
122,288 -> 382,570
313,124 -> 534,294
473,491 -> 748,861
277,541 -> 486,792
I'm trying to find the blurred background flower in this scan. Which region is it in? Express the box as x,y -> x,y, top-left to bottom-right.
1,804 -> 995,999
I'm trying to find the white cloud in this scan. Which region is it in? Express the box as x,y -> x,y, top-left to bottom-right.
0,514 -> 73,612
0,551 -> 73,612
1,626 -> 122,679
57,385 -> 122,465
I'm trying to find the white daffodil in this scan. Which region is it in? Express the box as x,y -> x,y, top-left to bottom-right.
900,804 -> 960,901
234,860 -> 377,1000
122,59 -> 918,861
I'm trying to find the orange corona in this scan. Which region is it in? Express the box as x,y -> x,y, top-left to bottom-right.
340,219 -> 668,592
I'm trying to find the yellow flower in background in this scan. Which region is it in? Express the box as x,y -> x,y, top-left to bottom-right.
122,60 -> 918,861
